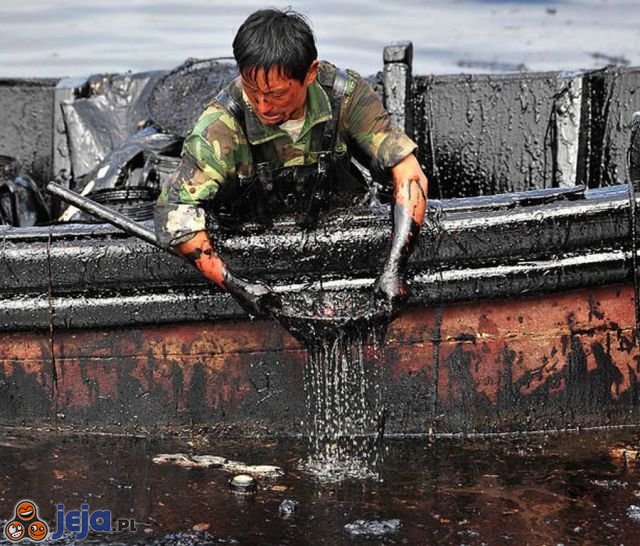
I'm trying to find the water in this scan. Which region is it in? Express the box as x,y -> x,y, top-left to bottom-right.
2,426 -> 640,544
0,1 -> 639,79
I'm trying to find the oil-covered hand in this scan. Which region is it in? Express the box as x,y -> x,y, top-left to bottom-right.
375,154 -> 428,314
373,264 -> 408,313
175,230 -> 281,318
222,270 -> 282,318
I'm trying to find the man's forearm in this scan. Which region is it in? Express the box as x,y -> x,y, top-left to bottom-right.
174,230 -> 280,317
388,155 -> 428,268
374,154 -> 428,310
175,230 -> 227,288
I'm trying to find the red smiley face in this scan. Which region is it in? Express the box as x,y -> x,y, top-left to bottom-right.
4,521 -> 25,542
28,520 -> 48,542
16,501 -> 37,521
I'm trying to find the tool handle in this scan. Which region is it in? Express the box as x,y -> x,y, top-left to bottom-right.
47,182 -> 164,250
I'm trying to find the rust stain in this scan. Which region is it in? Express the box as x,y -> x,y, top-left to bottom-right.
478,314 -> 500,337
0,282 -> 638,430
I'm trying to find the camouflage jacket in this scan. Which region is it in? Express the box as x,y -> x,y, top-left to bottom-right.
155,61 -> 417,247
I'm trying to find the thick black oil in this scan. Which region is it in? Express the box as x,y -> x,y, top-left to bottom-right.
272,290 -> 389,482
2,427 -> 640,545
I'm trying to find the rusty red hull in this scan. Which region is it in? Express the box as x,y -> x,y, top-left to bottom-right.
1,281 -> 639,435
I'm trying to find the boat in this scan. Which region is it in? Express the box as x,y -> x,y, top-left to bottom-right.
1,43 -> 640,436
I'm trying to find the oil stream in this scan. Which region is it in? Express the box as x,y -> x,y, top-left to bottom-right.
272,289 -> 389,482
301,328 -> 386,482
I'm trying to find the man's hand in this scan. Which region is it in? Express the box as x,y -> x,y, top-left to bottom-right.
223,270 -> 281,318
373,265 -> 408,314
175,230 -> 281,318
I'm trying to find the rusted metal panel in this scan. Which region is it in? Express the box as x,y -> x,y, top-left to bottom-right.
384,282 -> 639,432
1,282 -> 638,434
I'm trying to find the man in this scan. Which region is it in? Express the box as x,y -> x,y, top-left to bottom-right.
154,8 -> 428,317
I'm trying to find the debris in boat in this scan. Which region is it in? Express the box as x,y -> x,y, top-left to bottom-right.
609,446 -> 640,463
590,479 -> 628,490
58,128 -> 179,222
61,71 -> 166,179
627,505 -> 640,522
152,453 -> 283,477
278,499 -> 298,519
0,155 -> 50,227
229,474 -> 257,494
148,57 -> 238,138
343,518 -> 401,537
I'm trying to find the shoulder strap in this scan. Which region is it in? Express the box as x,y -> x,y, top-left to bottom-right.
215,87 -> 245,126
320,69 -> 349,152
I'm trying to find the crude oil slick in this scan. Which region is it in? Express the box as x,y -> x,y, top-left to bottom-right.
2,428 -> 640,545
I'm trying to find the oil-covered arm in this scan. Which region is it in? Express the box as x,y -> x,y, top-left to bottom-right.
374,153 -> 428,312
175,230 -> 279,317
154,102 -> 278,317
340,71 -> 427,311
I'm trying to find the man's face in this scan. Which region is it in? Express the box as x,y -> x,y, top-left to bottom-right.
241,61 -> 318,126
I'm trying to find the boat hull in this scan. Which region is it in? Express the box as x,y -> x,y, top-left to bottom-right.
3,56 -> 640,435
2,281 -> 637,435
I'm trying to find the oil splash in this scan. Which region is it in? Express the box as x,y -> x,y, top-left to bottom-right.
271,288 -> 389,481
300,323 -> 387,482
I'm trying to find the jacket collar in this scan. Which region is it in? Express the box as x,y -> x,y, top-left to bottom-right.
241,80 -> 332,145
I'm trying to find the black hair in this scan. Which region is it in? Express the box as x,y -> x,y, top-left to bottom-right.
232,8 -> 317,84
